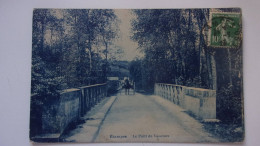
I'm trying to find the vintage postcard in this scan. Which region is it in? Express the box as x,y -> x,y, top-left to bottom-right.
30,8 -> 244,143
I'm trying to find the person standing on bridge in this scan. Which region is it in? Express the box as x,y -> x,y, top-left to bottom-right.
123,79 -> 131,95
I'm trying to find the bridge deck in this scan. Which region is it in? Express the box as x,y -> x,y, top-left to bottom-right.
64,90 -> 218,143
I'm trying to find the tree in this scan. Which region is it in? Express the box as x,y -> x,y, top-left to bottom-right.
131,8 -> 243,124
131,9 -> 217,91
31,9 -> 119,96
32,9 -> 64,96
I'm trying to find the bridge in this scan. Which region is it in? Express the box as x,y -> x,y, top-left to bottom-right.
30,83 -> 219,142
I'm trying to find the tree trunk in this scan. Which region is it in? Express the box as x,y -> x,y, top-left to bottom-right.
40,19 -> 45,53
88,40 -> 92,71
206,51 -> 212,88
227,48 -> 233,86
210,53 -> 217,90
102,35 -> 108,80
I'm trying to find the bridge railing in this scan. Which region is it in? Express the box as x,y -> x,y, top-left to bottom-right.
78,83 -> 107,116
155,83 -> 216,120
30,83 -> 107,141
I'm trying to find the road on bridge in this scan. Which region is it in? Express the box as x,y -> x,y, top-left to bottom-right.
63,89 -> 218,143
94,90 -> 218,143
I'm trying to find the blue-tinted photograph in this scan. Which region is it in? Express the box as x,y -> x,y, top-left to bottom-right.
30,8 -> 244,143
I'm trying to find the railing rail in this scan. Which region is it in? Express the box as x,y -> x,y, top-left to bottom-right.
155,83 -> 216,120
30,83 -> 107,141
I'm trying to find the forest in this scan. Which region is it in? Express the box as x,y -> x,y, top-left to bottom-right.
130,8 -> 243,123
31,8 -> 243,124
31,9 -> 119,98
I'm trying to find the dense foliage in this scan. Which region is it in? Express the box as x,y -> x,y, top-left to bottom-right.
31,9 -> 119,96
130,9 -> 243,123
130,9 -> 216,92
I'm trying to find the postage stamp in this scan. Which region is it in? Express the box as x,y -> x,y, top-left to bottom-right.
208,12 -> 242,48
